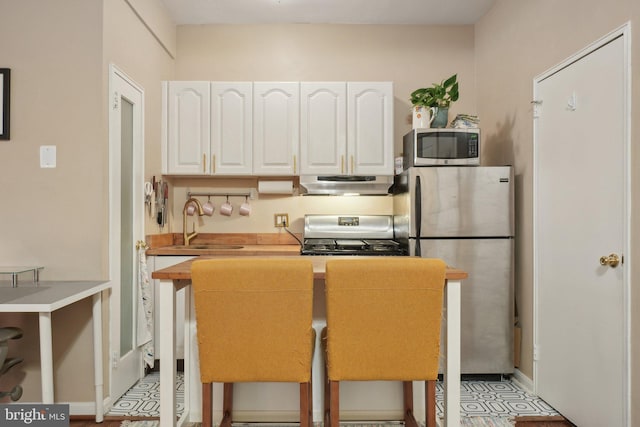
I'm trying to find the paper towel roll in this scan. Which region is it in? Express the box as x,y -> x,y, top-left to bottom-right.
258,180 -> 294,194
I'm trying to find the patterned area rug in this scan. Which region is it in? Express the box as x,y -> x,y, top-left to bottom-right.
120,421 -> 514,427
121,422 -> 161,427
120,417 -> 514,427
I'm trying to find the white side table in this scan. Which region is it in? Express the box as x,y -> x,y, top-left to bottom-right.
0,281 -> 110,421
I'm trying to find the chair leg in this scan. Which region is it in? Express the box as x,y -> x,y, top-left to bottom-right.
403,381 -> 419,427
220,382 -> 233,427
308,375 -> 314,427
425,380 -> 437,427
324,366 -> 330,427
202,383 -> 213,427
299,382 -> 311,427
328,380 -> 339,427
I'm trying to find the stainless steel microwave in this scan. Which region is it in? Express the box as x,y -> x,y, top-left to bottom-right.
402,128 -> 480,167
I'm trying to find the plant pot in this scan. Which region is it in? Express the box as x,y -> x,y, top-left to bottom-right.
412,106 -> 435,129
431,107 -> 449,128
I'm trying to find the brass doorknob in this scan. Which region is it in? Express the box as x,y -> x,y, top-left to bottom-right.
599,253 -> 620,268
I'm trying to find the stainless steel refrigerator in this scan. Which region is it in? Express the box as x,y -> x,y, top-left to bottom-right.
393,166 -> 514,375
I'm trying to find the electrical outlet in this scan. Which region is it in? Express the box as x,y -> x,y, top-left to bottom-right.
274,213 -> 289,227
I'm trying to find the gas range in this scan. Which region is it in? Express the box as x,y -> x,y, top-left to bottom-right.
301,215 -> 407,256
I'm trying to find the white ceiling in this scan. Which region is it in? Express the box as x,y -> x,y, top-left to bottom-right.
161,0 -> 496,25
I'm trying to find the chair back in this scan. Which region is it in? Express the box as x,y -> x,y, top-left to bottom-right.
325,258 -> 446,381
192,258 -> 314,383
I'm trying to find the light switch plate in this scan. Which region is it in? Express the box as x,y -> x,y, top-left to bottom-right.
40,145 -> 56,168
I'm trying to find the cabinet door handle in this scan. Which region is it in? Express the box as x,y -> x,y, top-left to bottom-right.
350,155 -> 354,175
212,154 -> 216,174
202,154 -> 206,174
341,155 -> 344,174
293,155 -> 297,174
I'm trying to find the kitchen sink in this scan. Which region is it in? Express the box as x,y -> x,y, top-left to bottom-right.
172,244 -> 244,250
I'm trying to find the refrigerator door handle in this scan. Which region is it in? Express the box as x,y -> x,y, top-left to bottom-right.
415,175 -> 422,256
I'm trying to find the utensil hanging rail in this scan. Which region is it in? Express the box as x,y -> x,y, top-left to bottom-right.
187,189 -> 256,200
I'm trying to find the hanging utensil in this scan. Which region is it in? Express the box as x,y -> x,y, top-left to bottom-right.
144,182 -> 153,216
161,182 -> 169,228
156,179 -> 164,227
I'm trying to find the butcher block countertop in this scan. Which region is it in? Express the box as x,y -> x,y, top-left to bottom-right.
151,255 -> 468,282
147,244 -> 301,256
145,232 -> 301,256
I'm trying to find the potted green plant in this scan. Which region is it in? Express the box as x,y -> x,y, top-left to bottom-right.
410,74 -> 459,128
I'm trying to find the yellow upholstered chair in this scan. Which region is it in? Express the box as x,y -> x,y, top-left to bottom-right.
323,257 -> 446,427
191,258 -> 315,427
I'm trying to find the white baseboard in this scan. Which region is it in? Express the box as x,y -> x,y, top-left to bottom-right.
510,368 -> 534,393
69,401 -> 98,416
215,410 -> 404,424
12,401 -> 100,416
68,396 -> 112,416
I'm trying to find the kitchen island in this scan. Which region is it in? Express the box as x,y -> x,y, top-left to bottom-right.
152,256 -> 467,427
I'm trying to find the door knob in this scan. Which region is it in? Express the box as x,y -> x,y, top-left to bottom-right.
599,253 -> 620,268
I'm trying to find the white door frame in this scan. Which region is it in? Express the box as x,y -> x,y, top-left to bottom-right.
108,63 -> 146,405
532,23 -> 631,426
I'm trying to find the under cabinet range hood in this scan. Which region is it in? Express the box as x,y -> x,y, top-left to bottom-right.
299,175 -> 393,196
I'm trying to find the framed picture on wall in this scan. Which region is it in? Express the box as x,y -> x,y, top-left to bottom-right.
0,68 -> 10,140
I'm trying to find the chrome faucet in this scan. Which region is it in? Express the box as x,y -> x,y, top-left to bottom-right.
183,198 -> 205,246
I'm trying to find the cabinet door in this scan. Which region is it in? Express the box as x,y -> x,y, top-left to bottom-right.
253,82 -> 299,175
347,82 -> 394,175
165,81 -> 210,175
300,82 -> 347,175
211,82 -> 253,175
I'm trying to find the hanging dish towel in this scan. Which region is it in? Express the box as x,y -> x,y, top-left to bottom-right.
137,245 -> 154,369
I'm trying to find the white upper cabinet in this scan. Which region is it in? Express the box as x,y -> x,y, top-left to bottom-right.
163,81 -> 393,177
253,82 -> 300,175
163,82 -> 252,175
211,82 -> 253,175
300,82 -> 347,175
347,82 -> 394,176
163,81 -> 210,175
300,82 -> 394,176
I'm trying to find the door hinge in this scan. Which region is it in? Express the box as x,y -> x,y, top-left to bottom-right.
533,345 -> 540,361
112,351 -> 119,368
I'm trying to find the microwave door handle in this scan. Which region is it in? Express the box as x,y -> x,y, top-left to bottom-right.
414,175 -> 422,257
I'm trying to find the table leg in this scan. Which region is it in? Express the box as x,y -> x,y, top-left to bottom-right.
92,292 -> 104,422
443,279 -> 461,427
160,280 -> 178,427
185,286 -> 200,422
38,312 -> 54,403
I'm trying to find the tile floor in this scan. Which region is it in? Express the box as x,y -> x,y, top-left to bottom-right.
107,373 -> 559,420
107,371 -> 184,417
435,380 -> 559,418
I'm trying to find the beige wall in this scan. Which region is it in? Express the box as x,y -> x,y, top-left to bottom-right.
0,0 -> 105,403
103,0 -> 176,235
475,0 -> 639,423
0,0 -> 174,405
168,24 -> 477,233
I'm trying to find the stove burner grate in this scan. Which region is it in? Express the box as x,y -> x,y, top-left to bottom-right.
301,238 -> 406,256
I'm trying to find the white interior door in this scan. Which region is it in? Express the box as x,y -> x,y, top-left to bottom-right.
109,64 -> 146,402
533,29 -> 629,427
